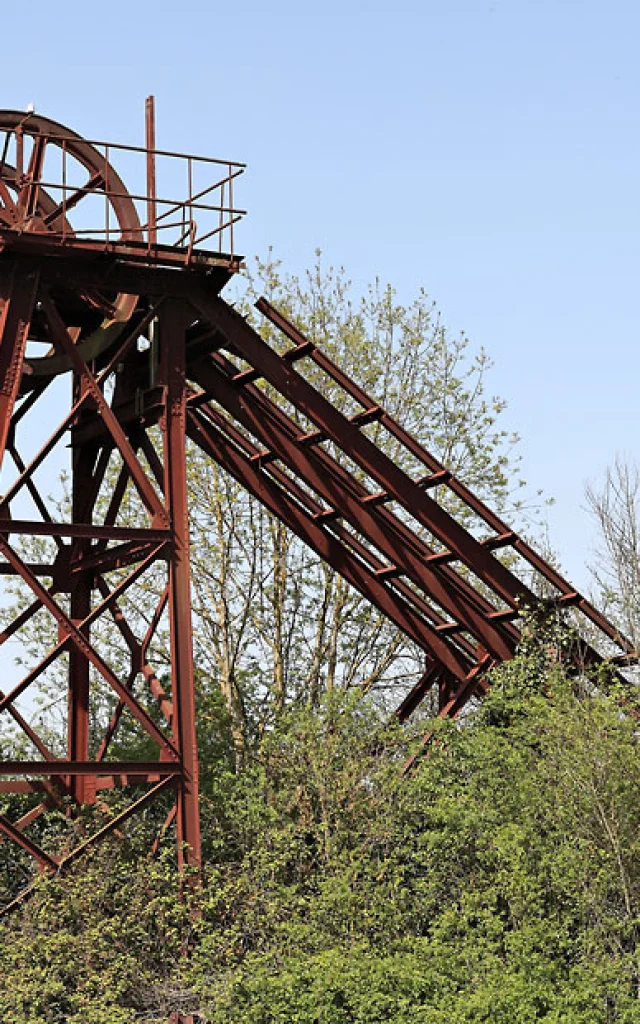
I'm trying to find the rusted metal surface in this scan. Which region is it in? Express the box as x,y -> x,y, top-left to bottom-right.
145,95 -> 158,249
189,353 -> 517,661
0,262 -> 38,471
160,301 -> 201,875
0,106 -> 635,933
0,108 -> 241,913
0,110 -> 245,254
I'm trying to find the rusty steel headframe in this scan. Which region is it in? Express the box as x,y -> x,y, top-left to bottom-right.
0,103 -> 635,913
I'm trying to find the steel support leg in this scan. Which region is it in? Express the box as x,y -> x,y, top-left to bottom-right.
67,396 -> 98,805
160,302 -> 201,874
0,263 -> 38,473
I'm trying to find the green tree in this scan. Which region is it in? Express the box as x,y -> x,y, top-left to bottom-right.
185,251 -> 532,760
587,457 -> 640,658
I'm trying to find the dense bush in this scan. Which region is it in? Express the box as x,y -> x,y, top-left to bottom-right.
3,640 -> 640,1022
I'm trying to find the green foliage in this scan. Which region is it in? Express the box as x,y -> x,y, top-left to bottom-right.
4,645 -> 640,1021
0,847 -> 192,1024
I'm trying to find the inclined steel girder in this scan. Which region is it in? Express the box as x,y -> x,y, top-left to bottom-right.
188,395 -> 479,664
184,290 -> 635,694
186,405 -> 472,679
192,293 -> 538,612
255,297 -> 632,658
189,353 -> 517,663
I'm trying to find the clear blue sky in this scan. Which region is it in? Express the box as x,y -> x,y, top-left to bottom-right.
2,0 -> 639,590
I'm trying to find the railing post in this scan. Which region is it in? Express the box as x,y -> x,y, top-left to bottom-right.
145,95 -> 157,250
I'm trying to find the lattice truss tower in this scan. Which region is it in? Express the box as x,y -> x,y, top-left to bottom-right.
0,106 -> 635,911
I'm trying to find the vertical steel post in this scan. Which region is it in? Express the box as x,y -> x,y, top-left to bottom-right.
145,96 -> 157,250
67,383 -> 96,806
159,300 -> 201,874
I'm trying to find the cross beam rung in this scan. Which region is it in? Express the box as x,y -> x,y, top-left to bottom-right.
350,405 -> 383,427
374,564 -> 401,580
284,340 -> 315,362
249,448 -> 276,466
312,508 -> 340,523
232,367 -> 261,387
417,469 -> 452,489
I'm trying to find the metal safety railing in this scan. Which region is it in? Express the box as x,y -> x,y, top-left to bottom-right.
0,114 -> 246,263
